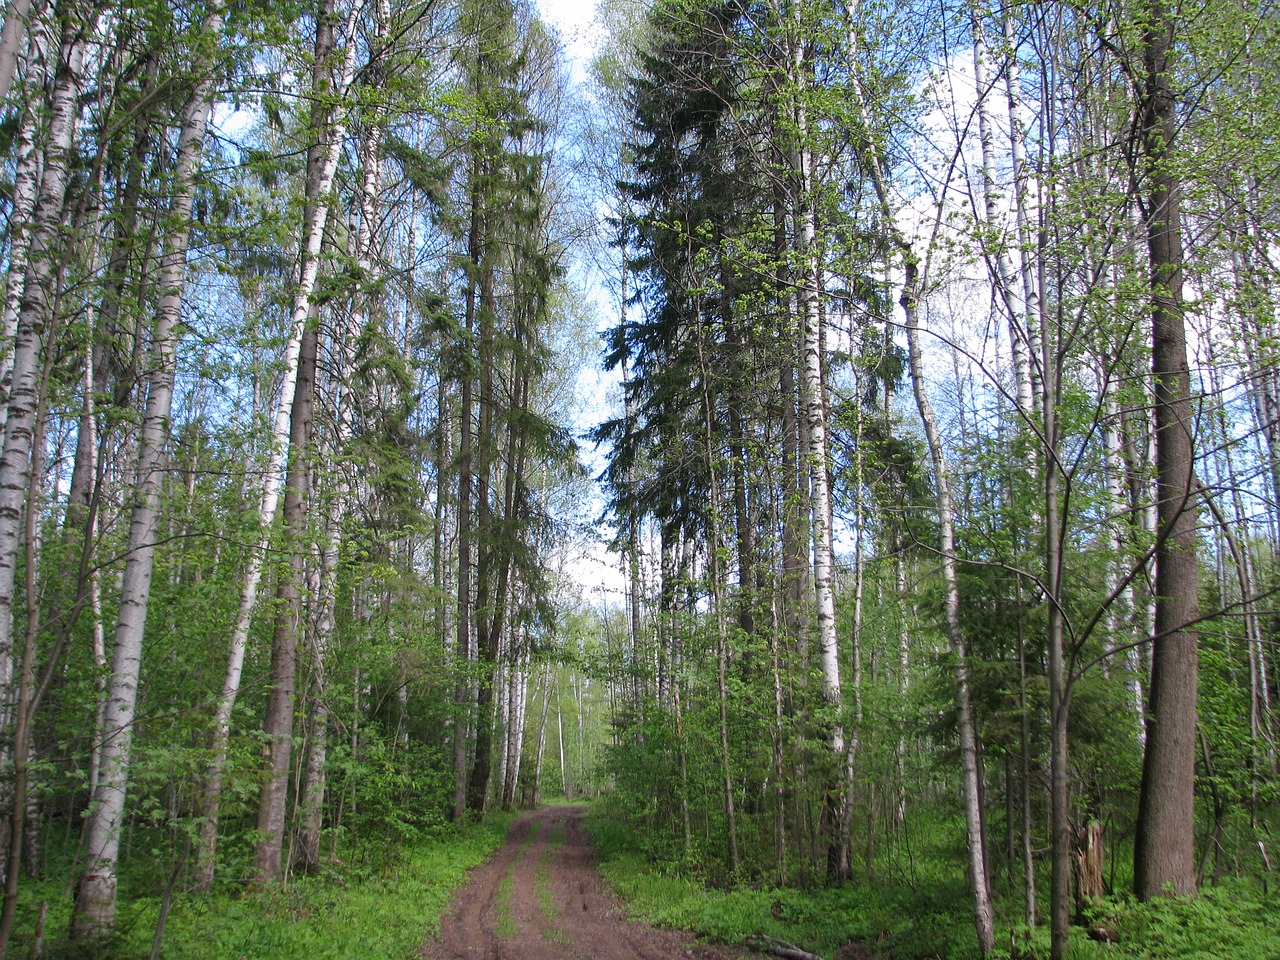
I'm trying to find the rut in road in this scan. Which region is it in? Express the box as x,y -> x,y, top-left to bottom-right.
422,805 -> 743,960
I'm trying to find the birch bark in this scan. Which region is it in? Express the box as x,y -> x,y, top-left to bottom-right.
790,0 -> 844,797
294,0 -> 386,863
251,320 -> 317,885
969,3 -> 1033,418
0,0 -> 32,105
844,2 -> 994,949
902,261 -> 996,956
0,15 -> 83,729
72,18 -> 220,933
195,0 -> 359,888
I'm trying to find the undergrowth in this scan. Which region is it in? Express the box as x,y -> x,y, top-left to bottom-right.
587,814 -> 1280,960
8,814 -> 513,960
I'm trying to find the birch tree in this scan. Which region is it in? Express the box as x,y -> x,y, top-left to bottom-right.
71,7 -> 224,937
0,2 -> 87,733
196,0 -> 361,888
843,1 -> 994,949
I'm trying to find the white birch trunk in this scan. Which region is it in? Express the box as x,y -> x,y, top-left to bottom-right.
294,8 -> 385,863
0,20 -> 82,733
294,527 -> 338,871
504,644 -> 529,807
195,0 -> 360,888
845,1 -> 994,947
904,280 -> 996,955
895,554 -> 909,826
1103,382 -> 1144,724
0,0 -> 53,429
71,37 -> 219,935
81,347 -> 106,796
793,15 -> 843,764
839,413 -> 867,879
532,663 -> 550,804
0,0 -> 33,106
495,653 -> 510,804
0,113 -> 44,433
970,4 -> 1033,418
555,678 -> 566,797
1000,4 -> 1043,402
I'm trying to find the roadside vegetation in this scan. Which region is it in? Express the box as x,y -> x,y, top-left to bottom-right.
4,817 -> 511,960
590,809 -> 1280,960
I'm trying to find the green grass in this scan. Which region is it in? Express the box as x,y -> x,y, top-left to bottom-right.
535,820 -> 565,920
9,815 -> 513,960
535,819 -> 566,941
587,813 -> 1280,960
495,816 -> 544,940
495,870 -> 517,939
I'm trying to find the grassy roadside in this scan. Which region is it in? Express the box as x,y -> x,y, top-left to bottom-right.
586,813 -> 1280,960
8,814 -> 513,960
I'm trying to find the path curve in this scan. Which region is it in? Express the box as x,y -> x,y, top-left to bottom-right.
421,805 -> 743,960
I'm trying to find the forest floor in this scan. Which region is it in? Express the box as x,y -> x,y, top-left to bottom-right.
420,804 -> 747,960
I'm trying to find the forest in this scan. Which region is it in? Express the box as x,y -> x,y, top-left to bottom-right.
0,0 -> 1276,956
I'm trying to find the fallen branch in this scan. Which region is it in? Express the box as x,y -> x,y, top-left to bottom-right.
745,934 -> 825,960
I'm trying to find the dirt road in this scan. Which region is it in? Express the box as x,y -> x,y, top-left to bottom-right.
421,805 -> 743,960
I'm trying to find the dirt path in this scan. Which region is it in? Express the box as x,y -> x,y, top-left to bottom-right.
421,805 -> 744,960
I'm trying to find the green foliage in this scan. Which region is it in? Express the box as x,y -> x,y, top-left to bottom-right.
591,808 -> 983,959
1104,882 -> 1280,960
592,811 -> 1280,960
7,817 -> 513,960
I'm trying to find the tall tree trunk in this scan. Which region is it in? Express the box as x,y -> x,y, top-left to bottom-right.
0,0 -> 33,106
0,393 -> 46,958
1103,380 -> 1145,723
531,662 -> 550,805
845,3 -> 994,943
71,32 -> 219,934
295,11 -> 387,862
0,15 -> 84,733
196,0 -> 357,888
791,23 -> 844,874
1000,2 -> 1042,404
453,148 -> 484,820
467,300 -> 522,813
903,258 -> 996,955
774,191 -> 808,661
769,592 -> 787,883
1017,588 -> 1037,931
620,260 -> 645,711
252,322 -> 318,885
0,84 -> 44,431
1042,287 -> 1071,960
969,2 -> 1033,418
1133,0 -> 1200,901
839,393 -> 867,881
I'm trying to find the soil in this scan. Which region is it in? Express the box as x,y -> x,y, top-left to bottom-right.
421,805 -> 746,960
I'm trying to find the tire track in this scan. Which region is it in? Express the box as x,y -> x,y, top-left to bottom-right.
422,806 -> 743,960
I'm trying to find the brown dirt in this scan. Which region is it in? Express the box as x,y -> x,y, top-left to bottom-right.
421,805 -> 746,960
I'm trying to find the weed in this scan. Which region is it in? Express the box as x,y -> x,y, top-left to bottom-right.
587,811 -> 1280,960
535,818 -> 565,922
9,815 -> 514,960
495,871 -> 517,939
